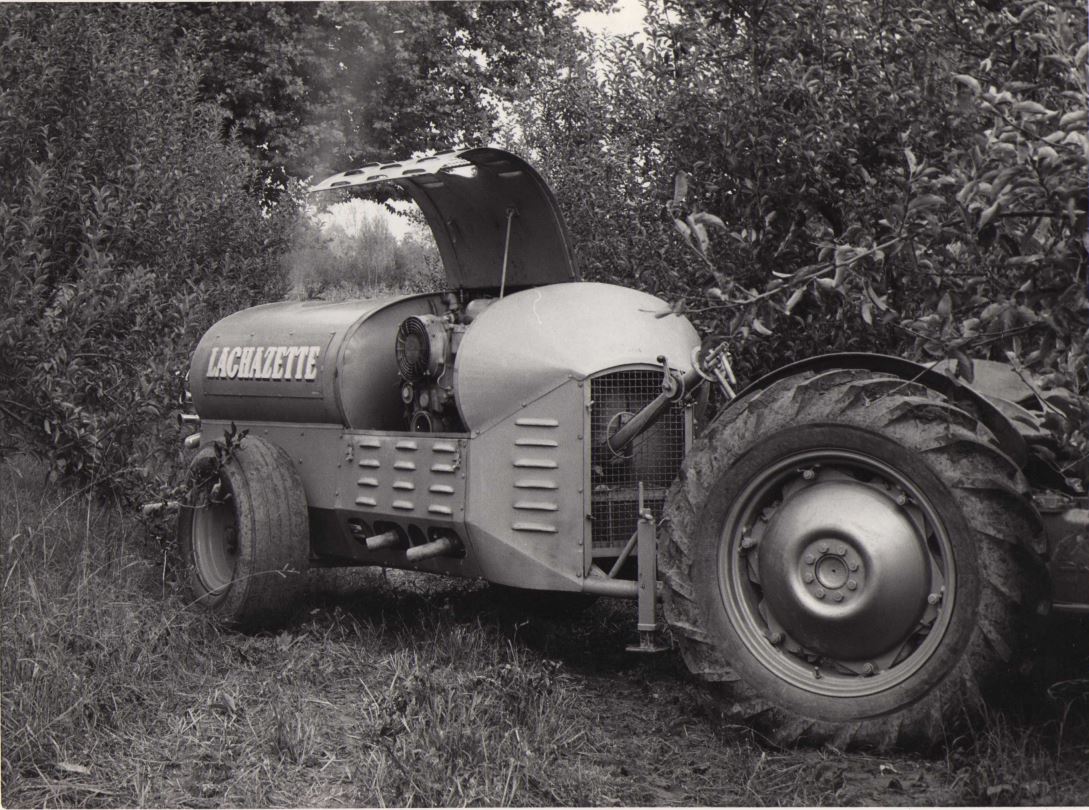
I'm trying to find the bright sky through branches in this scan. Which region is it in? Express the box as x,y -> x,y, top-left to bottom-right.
576,0 -> 646,38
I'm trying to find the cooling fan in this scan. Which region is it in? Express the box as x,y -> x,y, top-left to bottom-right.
395,314 -> 448,381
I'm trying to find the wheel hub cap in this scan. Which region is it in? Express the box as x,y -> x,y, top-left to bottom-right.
814,552 -> 849,590
757,480 -> 930,661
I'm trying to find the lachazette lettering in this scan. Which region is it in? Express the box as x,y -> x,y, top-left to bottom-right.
206,345 -> 321,381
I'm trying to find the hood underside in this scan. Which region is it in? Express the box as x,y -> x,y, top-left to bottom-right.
310,147 -> 578,292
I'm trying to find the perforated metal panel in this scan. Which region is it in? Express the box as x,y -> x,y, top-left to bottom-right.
589,370 -> 687,553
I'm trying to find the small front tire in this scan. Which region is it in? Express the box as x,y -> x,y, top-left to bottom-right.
179,436 -> 309,630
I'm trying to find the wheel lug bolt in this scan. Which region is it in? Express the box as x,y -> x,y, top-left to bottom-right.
863,663 -> 875,675
833,593 -> 844,602
741,535 -> 756,549
847,580 -> 858,590
818,543 -> 829,553
804,553 -> 815,565
815,588 -> 826,599
848,561 -> 859,571
836,545 -> 847,556
769,632 -> 783,645
802,469 -> 815,480
927,592 -> 942,605
803,572 -> 814,583
896,493 -> 908,505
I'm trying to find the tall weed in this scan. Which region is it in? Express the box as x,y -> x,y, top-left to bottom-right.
0,457 -> 212,805
0,459 -> 604,807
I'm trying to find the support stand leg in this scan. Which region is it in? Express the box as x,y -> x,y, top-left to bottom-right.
626,487 -> 670,653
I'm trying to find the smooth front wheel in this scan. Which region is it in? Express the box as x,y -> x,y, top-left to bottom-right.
179,436 -> 309,630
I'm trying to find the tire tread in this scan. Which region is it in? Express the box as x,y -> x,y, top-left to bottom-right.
183,437 -> 309,630
662,369 -> 1046,750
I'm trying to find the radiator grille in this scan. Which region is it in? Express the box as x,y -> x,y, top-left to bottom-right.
590,370 -> 686,551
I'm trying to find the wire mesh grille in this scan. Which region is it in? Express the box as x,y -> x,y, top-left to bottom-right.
590,370 -> 687,551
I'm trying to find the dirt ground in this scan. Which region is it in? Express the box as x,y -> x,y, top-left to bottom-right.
303,569 -> 1089,807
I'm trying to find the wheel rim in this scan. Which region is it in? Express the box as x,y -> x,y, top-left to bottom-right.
719,449 -> 955,698
191,480 -> 238,595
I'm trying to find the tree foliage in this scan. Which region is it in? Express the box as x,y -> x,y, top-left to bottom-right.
511,0 -> 1087,478
0,6 -> 301,500
171,1 -> 582,188
285,202 -> 443,298
2,1 -> 1085,496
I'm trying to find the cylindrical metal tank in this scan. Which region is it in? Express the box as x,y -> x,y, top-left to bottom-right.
190,293 -> 445,428
191,282 -> 701,432
453,282 -> 701,430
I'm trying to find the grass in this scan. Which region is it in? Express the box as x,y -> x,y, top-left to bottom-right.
2,455 -> 1088,807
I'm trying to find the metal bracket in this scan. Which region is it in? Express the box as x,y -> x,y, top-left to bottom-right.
693,341 -> 737,400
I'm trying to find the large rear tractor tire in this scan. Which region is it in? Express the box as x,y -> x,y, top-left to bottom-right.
179,436 -> 309,630
662,369 -> 1045,750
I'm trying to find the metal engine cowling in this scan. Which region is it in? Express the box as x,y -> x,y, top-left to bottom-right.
453,282 -> 701,430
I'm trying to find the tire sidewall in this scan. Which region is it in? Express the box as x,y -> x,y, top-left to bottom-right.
181,438 -> 307,628
689,422 -> 984,723
181,446 -> 260,620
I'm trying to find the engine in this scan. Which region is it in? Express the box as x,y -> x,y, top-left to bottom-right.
393,296 -> 494,433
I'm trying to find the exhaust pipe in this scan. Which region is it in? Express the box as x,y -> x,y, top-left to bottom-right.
178,413 -> 201,426
183,433 -> 202,450
364,530 -> 401,551
405,535 -> 460,562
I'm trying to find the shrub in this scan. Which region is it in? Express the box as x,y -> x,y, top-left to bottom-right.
510,0 -> 1086,479
0,6 -> 302,504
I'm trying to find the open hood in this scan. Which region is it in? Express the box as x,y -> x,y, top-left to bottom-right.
310,147 -> 579,291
